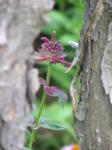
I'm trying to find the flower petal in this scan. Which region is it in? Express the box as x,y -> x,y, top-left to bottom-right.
33,53 -> 50,62
49,55 -> 70,66
41,37 -> 50,44
59,59 -> 71,67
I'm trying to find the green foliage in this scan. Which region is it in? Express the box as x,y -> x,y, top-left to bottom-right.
34,102 -> 77,150
43,102 -> 76,140
42,0 -> 84,43
29,0 -> 84,149
25,102 -> 77,150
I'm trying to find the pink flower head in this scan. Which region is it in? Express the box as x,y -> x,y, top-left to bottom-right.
35,31 -> 71,67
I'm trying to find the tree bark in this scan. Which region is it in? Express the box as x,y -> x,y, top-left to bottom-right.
74,0 -> 112,150
0,0 -> 54,150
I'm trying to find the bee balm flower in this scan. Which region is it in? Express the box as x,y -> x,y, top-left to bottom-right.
34,31 -> 71,67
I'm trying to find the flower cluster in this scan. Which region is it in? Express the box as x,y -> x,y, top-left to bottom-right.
35,31 -> 71,67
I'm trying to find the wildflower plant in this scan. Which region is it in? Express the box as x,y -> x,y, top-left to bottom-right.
28,31 -> 74,149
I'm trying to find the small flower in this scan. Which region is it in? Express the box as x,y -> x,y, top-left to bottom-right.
34,31 -> 71,67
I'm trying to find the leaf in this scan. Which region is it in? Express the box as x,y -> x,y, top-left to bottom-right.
39,119 -> 64,131
49,11 -> 69,27
60,34 -> 76,44
44,86 -> 67,107
52,64 -> 72,90
42,103 -> 77,140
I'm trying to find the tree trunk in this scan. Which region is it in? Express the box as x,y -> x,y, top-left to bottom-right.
0,0 -> 54,150
74,0 -> 112,150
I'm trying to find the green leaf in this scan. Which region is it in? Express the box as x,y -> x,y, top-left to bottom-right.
52,64 -> 71,90
59,34 -> 76,44
39,119 -> 65,131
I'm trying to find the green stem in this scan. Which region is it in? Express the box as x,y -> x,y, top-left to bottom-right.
28,62 -> 52,149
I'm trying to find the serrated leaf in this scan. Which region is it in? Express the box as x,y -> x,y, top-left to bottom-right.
39,119 -> 64,131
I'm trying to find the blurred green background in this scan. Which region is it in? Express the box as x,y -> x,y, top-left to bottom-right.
27,0 -> 84,150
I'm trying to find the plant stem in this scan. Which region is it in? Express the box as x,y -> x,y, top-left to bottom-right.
28,62 -> 52,149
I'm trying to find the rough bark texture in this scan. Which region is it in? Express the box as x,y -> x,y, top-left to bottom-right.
75,0 -> 112,150
0,0 -> 54,150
